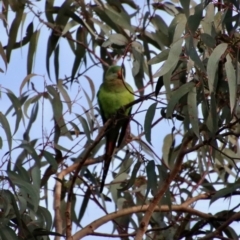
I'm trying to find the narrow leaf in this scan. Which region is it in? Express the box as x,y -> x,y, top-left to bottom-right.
207,43 -> 228,93
166,82 -> 195,118
144,102 -> 157,145
19,73 -> 38,95
57,80 -> 72,114
187,87 -> 199,137
225,54 -> 236,113
153,38 -> 183,78
146,161 -> 158,196
108,33 -> 128,46
0,112 -> 12,151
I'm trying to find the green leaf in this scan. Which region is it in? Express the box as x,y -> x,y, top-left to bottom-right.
6,90 -> 23,134
223,226 -> 238,240
17,141 -> 40,163
120,160 -> 141,191
180,0 -> 190,17
84,75 -> 95,102
76,114 -> 91,141
146,160 -> 158,196
38,206 -> 53,230
153,38 -> 183,78
144,102 -> 157,145
148,49 -> 169,65
57,80 -> 72,114
172,14 -> 187,43
200,33 -> 216,48
54,143 -> 73,153
132,43 -> 144,95
42,150 -> 58,172
71,27 -> 87,81
225,54 -> 236,113
31,165 -> 41,193
23,94 -> 41,119
78,187 -> 90,224
47,86 -> 72,140
162,134 -> 174,168
27,30 -> 40,75
207,43 -> 228,93
46,0 -> 73,79
150,14 -> 169,45
19,73 -> 38,95
187,4 -> 203,34
62,19 -> 79,35
0,227 -> 18,240
54,45 -> 60,82
168,14 -> 184,44
0,112 -> 12,151
155,77 -> 164,97
6,7 -> 24,62
105,4 -> 133,32
166,82 -> 195,118
210,183 -> 240,205
187,87 -> 199,137
108,33 -> 128,46
0,41 -> 7,71
8,171 -> 39,212
185,36 -> 205,71
45,0 -> 54,23
46,34 -> 59,80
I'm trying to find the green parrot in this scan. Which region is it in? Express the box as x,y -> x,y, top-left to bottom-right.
97,65 -> 134,193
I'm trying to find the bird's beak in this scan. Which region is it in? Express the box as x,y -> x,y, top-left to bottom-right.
117,70 -> 122,79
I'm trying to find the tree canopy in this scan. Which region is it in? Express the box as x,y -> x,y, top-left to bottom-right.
0,0 -> 240,239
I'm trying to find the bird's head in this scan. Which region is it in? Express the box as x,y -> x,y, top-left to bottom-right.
105,65 -> 125,82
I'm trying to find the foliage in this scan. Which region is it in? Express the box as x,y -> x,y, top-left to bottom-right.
0,0 -> 240,239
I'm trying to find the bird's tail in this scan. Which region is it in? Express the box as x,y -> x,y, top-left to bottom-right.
100,140 -> 115,193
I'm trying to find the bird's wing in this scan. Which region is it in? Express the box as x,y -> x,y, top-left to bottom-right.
117,82 -> 134,147
97,85 -> 107,124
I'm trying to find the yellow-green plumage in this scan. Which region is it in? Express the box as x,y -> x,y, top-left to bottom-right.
97,65 -> 134,193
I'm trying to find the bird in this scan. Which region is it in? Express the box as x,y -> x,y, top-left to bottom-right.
97,65 -> 134,193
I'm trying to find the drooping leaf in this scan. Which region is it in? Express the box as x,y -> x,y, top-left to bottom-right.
6,90 -> 24,134
76,114 -> 91,141
57,80 -> 72,114
146,160 -> 158,197
78,187 -> 90,224
0,227 -> 18,240
207,43 -> 228,93
200,33 -> 216,48
0,112 -> 12,151
187,87 -> 199,137
179,0 -> 190,17
155,76 -> 164,97
144,102 -> 157,145
153,38 -> 183,78
185,36 -> 205,71
120,161 -> 142,191
108,33 -> 128,46
71,27 -> 87,81
187,3 -> 203,34
225,54 -> 236,114
0,42 -> 7,71
166,82 -> 195,118
8,171 -> 39,212
6,7 -> 24,62
27,30 -> 40,75
19,73 -> 38,96
148,49 -> 169,65
210,183 -> 240,205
